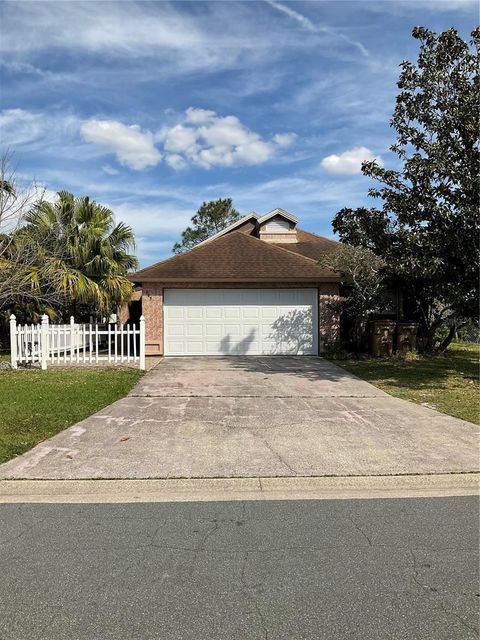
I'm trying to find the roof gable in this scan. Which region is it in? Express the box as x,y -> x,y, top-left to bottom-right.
193,208 -> 299,248
131,231 -> 339,282
257,208 -> 298,226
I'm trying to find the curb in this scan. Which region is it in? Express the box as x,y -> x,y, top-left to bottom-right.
0,474 -> 478,504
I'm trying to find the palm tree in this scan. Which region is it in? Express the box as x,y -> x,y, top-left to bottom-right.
20,191 -> 138,317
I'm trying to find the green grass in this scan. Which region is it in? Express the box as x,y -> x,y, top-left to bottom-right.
0,368 -> 143,464
335,342 -> 480,425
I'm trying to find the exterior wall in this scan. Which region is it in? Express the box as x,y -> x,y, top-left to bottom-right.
258,217 -> 297,243
318,282 -> 341,352
142,285 -> 164,355
140,281 -> 341,356
258,232 -> 297,243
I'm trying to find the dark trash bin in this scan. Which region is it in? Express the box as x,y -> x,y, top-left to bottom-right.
368,320 -> 396,357
396,322 -> 418,354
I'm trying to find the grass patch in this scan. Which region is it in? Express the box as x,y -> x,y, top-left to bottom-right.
0,367 -> 143,463
334,342 -> 479,425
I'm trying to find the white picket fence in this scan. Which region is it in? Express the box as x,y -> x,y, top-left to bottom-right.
10,314 -> 146,370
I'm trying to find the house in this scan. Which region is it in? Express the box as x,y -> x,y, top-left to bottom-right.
128,208 -> 341,356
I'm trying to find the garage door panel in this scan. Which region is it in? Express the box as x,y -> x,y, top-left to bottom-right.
167,307 -> 185,320
205,307 -> 223,320
224,307 -> 241,320
185,324 -> 203,338
185,308 -> 203,320
242,307 -> 260,320
185,341 -> 204,353
224,325 -> 242,338
164,289 -> 317,356
169,324 -> 185,338
205,324 -> 224,337
166,341 -> 186,354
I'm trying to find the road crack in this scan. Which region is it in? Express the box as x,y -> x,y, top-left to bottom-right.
409,550 -> 478,635
240,551 -> 269,640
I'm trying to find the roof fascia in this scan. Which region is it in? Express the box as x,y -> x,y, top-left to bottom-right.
256,208 -> 299,226
131,276 -> 341,283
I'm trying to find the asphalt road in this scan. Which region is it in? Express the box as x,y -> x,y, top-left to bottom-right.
1,496 -> 478,640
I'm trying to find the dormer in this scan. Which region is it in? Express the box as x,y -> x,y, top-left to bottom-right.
257,208 -> 298,243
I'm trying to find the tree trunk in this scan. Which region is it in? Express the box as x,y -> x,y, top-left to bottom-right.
436,323 -> 456,352
352,316 -> 367,353
437,321 -> 467,353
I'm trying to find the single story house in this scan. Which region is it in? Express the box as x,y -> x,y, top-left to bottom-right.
127,208 -> 341,356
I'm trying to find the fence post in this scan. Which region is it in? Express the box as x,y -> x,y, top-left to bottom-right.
9,314 -> 17,369
40,314 -> 49,370
139,315 -> 146,371
70,316 -> 75,363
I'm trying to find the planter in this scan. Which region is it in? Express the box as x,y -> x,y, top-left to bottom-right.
367,320 -> 396,357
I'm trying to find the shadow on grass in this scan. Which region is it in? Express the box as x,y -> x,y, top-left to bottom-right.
337,342 -> 479,391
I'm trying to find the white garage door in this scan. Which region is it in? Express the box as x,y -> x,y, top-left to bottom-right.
164,288 -> 318,356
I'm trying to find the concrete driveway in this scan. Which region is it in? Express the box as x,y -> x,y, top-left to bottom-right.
0,357 -> 478,479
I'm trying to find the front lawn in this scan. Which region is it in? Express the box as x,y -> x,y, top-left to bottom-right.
0,368 -> 143,464
335,342 -> 479,425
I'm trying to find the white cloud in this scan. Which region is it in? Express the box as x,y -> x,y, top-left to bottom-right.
0,108 -> 80,148
0,2 -> 277,79
266,1 -> 317,32
0,3 -> 203,56
102,164 -> 120,176
0,108 -> 44,145
273,133 -> 297,147
164,125 -> 198,154
267,1 -> 370,58
164,108 -> 294,169
111,202 -> 193,238
80,120 -> 162,170
377,0 -> 477,12
320,146 -> 383,175
185,107 -> 217,125
10,106 -> 296,174
165,154 -> 188,170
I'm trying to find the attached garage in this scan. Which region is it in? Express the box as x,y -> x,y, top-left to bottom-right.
128,209 -> 342,357
164,288 -> 318,356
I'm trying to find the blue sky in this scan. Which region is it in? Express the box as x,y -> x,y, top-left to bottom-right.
0,0 -> 477,266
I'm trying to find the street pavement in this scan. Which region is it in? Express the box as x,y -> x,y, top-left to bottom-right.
1,495 -> 478,639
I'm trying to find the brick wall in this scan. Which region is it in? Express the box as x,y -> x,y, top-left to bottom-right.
318,282 -> 341,351
142,285 -> 164,355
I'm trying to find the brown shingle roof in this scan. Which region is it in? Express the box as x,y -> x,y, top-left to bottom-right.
276,229 -> 339,261
130,231 -> 339,282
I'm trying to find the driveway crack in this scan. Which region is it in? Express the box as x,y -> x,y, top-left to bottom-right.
245,430 -> 296,475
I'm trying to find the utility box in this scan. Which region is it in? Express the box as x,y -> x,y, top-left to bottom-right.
368,320 -> 396,357
396,322 -> 418,354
